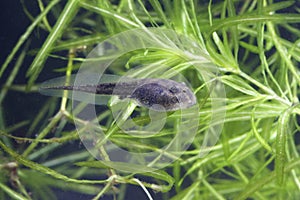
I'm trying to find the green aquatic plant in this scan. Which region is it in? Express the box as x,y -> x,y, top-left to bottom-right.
1,0 -> 300,199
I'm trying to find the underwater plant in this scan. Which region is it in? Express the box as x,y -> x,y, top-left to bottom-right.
0,1 -> 300,199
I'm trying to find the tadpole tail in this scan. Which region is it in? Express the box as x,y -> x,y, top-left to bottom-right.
41,83 -> 120,95
40,79 -> 142,97
41,83 -> 136,95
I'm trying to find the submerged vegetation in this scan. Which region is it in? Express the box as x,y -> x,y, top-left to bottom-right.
1,0 -> 300,199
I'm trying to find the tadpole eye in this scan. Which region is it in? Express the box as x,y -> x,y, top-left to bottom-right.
171,96 -> 179,103
169,86 -> 179,94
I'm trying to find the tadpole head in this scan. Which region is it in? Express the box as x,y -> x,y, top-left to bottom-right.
165,81 -> 197,111
130,79 -> 197,111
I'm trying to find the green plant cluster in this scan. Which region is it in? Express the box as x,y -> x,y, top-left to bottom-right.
0,0 -> 300,199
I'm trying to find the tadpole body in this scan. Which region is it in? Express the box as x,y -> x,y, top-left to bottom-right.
40,77 -> 196,111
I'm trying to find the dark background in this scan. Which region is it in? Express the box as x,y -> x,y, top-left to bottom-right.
0,1 -> 34,69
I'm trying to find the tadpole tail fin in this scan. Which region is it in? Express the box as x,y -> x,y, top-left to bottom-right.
39,73 -> 138,104
40,85 -> 100,93
39,84 -> 113,105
